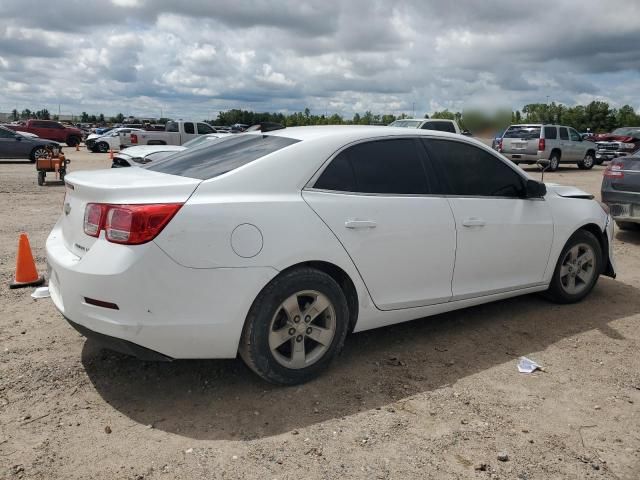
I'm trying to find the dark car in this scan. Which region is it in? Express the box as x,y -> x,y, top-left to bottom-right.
0,125 -> 61,162
601,153 -> 640,230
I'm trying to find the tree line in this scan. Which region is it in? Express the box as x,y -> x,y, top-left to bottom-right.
9,101 -> 640,133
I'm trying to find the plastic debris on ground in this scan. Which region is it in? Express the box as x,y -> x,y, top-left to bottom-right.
31,286 -> 50,299
518,356 -> 544,373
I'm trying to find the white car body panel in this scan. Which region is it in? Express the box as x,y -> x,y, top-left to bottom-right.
46,126 -> 615,361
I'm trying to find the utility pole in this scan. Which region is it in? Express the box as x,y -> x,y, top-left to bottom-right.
412,102 -> 415,118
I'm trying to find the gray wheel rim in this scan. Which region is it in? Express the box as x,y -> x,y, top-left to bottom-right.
268,290 -> 336,369
98,143 -> 108,152
583,155 -> 593,167
34,148 -> 48,159
559,243 -> 596,295
550,157 -> 559,170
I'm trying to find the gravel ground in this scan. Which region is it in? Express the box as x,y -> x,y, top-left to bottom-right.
1,148 -> 639,479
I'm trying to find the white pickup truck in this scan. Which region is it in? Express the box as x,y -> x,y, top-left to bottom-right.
121,120 -> 220,147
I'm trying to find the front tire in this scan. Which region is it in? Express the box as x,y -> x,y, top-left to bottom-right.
545,230 -> 602,304
96,141 -> 110,153
239,268 -> 349,385
578,152 -> 595,170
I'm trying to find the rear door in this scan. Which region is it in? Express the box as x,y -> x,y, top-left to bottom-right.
181,122 -> 197,143
422,138 -> 554,299
303,137 -> 456,310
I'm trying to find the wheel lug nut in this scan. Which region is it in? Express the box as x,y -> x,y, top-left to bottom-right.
296,335 -> 303,342
288,328 -> 296,336
293,316 -> 300,323
306,327 -> 312,334
305,316 -> 311,323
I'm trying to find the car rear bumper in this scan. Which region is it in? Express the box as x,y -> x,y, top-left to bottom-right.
503,152 -> 543,163
46,220 -> 278,359
601,191 -> 640,222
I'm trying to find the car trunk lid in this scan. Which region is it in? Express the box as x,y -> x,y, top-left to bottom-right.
608,157 -> 640,193
61,168 -> 201,257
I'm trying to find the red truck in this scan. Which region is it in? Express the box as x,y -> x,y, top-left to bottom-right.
6,120 -> 83,147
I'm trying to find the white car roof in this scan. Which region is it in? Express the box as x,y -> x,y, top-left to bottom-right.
261,125 -> 462,142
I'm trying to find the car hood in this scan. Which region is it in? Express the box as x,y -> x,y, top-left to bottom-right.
545,183 -> 594,199
595,134 -> 638,143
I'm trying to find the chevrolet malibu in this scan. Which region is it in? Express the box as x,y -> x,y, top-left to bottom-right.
47,126 -> 616,384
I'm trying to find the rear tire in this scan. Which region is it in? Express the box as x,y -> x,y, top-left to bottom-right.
548,153 -> 560,172
239,268 -> 349,385
66,136 -> 80,147
545,230 -> 602,304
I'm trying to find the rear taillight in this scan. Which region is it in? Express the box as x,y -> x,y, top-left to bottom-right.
538,138 -> 545,151
604,162 -> 624,179
84,203 -> 105,237
83,203 -> 182,244
497,139 -> 503,152
130,134 -> 138,144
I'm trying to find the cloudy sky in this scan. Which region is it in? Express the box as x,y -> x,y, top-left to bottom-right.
1,0 -> 639,120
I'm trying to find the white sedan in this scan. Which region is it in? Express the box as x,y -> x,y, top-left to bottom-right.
46,126 -> 616,384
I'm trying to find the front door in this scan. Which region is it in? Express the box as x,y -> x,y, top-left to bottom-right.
422,138 -> 554,299
303,137 -> 456,310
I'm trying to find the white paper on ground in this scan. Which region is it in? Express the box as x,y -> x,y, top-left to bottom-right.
31,286 -> 50,299
518,356 -> 543,373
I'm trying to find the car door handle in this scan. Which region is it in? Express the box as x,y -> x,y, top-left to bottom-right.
345,220 -> 377,229
462,217 -> 486,227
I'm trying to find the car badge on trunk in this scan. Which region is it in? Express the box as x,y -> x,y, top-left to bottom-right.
64,203 -> 71,216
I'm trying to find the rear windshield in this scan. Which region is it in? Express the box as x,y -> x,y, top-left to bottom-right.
503,126 -> 541,139
389,120 -> 422,128
145,134 -> 300,179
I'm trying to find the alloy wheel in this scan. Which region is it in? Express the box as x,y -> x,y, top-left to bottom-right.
559,242 -> 596,295
268,290 -> 336,369
33,148 -> 49,159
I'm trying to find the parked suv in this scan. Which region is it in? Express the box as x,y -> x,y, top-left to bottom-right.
499,124 -> 597,171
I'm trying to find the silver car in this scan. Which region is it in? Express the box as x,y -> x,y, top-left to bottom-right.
500,124 -> 597,171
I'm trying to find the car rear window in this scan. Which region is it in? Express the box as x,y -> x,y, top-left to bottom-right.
503,126 -> 541,139
145,134 -> 300,179
421,121 -> 456,133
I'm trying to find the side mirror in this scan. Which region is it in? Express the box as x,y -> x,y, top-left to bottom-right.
525,179 -> 546,198
461,129 -> 472,136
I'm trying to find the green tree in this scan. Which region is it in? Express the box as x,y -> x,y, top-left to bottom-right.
431,109 -> 455,120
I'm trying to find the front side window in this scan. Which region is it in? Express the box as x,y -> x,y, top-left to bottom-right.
559,127 -> 569,140
569,129 -> 581,142
146,134 -> 300,179
184,123 -> 195,134
197,123 -> 215,134
314,138 -> 429,194
423,139 -> 525,197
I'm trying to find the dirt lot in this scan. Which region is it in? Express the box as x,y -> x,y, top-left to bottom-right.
1,148 -> 639,480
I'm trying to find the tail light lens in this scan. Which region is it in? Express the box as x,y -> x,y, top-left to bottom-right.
497,139 -> 503,152
83,203 -> 182,244
604,162 -> 624,179
130,134 -> 138,144
538,138 -> 545,151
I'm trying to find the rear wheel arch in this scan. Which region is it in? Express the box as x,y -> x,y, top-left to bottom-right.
276,261 -> 359,332
550,148 -> 561,159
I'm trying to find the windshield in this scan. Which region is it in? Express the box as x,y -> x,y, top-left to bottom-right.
612,128 -> 640,137
389,120 -> 422,128
503,125 -> 541,140
146,134 -> 300,179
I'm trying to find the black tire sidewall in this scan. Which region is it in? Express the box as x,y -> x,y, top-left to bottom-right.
582,154 -> 594,169
547,230 -> 602,304
97,142 -> 109,153
240,268 -> 349,385
549,154 -> 559,171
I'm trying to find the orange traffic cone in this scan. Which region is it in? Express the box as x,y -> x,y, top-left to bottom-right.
9,233 -> 44,289
109,149 -> 114,159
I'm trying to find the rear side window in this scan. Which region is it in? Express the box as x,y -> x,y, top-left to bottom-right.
146,134 -> 300,180
503,126 -> 541,139
559,127 -> 569,140
423,139 -> 525,197
184,123 -> 195,134
544,126 -> 557,139
314,138 -> 429,194
421,121 -> 456,133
